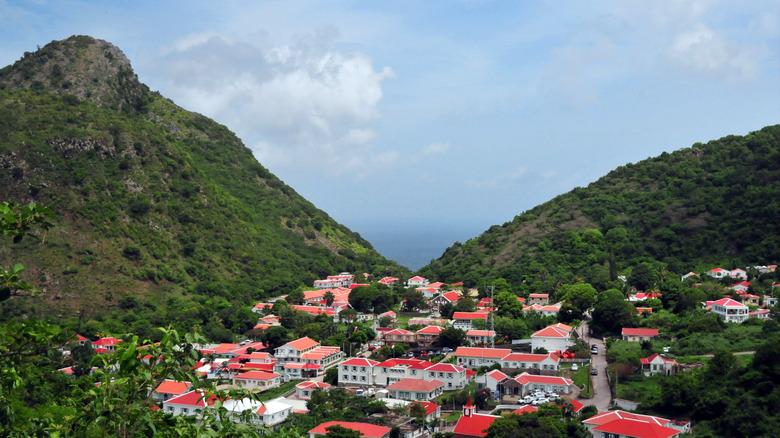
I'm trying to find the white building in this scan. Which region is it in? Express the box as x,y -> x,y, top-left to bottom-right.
338,358 -> 379,386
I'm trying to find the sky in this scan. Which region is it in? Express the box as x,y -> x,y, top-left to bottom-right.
1,1 -> 779,269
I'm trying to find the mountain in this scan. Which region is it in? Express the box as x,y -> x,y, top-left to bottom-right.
0,36 -> 407,318
417,125 -> 780,291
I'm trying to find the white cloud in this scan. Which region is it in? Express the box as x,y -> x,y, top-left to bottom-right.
422,142 -> 451,156
147,29 -> 396,176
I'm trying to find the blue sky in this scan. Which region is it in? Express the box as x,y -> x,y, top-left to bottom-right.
2,1 -> 779,269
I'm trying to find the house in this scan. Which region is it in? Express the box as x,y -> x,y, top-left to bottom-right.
411,401 -> 441,423
308,421 -> 391,438
636,307 -> 653,315
452,396 -> 499,438
69,334 -> 89,346
92,337 -> 123,354
422,363 -> 469,390
710,298 -> 749,323
740,293 -> 760,306
313,273 -> 354,289
629,292 -> 662,302
384,328 -> 416,345
750,308 -> 771,319
466,330 -> 495,346
274,337 -> 320,367
387,378 -> 444,401
512,405 -> 538,415
729,268 -> 748,280
454,347 -> 512,369
232,370 -> 281,390
163,389 -> 221,416
706,268 -> 729,278
247,399 -> 293,426
621,328 -> 659,342
583,410 -> 673,436
509,373 -> 573,396
451,312 -> 489,331
523,302 -> 562,317
415,325 -> 445,347
153,379 -> 192,402
680,272 -> 698,281
528,294 -> 549,305
728,281 -> 750,293
338,357 -> 379,386
640,354 -> 680,376
408,317 -> 449,327
296,381 -> 331,399
591,418 -> 680,438
482,370 -> 508,393
499,353 -> 560,374
379,277 -> 399,286
406,276 -> 430,288
374,358 -> 435,386
530,325 -> 573,353
430,291 -> 461,314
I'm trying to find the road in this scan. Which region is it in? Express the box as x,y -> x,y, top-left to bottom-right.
579,319 -> 611,412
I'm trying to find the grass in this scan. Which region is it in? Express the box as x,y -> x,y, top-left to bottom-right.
615,374 -> 662,404
256,379 -> 303,402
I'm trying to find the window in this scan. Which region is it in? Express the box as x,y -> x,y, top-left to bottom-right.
361,376 -> 366,381
182,408 -> 189,414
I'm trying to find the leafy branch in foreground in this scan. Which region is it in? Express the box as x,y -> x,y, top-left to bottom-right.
0,201 -> 58,300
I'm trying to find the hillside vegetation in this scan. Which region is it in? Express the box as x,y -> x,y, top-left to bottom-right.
0,36 -> 407,323
418,125 -> 780,290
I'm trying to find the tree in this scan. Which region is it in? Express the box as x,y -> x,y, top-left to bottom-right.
324,290 -> 335,307
403,290 -> 427,312
348,286 -> 375,313
558,282 -> 597,313
591,290 -> 637,334
436,327 -> 466,349
261,326 -> 291,351
286,289 -> 305,305
629,263 -> 656,291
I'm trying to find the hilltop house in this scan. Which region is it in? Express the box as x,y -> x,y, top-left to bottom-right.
530,324 -> 573,353
640,354 -> 680,376
621,328 -> 659,342
451,312 -> 489,331
709,298 -> 749,323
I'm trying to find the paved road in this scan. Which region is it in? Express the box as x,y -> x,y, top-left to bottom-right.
580,320 -> 611,412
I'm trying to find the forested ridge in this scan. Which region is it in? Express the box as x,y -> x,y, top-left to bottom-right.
418,125 -> 780,291
0,36 -> 407,326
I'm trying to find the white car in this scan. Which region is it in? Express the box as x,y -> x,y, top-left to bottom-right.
532,397 -> 549,406
571,364 -> 579,371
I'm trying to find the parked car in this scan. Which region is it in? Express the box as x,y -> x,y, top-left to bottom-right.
442,347 -> 453,353
532,397 -> 549,406
571,364 -> 579,371
590,346 -> 598,354
590,368 -> 598,375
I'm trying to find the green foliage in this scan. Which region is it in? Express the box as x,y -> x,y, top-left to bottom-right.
419,126 -> 780,293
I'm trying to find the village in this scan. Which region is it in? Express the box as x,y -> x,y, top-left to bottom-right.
59,266 -> 779,438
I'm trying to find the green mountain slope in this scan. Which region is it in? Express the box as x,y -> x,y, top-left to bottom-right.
0,36 -> 407,316
418,125 -> 780,290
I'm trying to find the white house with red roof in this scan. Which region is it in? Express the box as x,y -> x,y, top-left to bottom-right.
163,389 -> 221,416
387,378 -> 444,401
523,302 -> 562,317
482,369 -> 508,393
452,396 -> 499,438
710,297 -> 749,323
641,354 -> 680,376
680,272 -> 698,281
406,276 -> 429,288
706,267 -> 729,278
379,276 -> 399,286
621,328 -> 659,342
411,401 -> 441,423
530,324 -> 573,353
296,380 -> 331,399
339,357 -> 379,386
415,325 -> 445,347
728,281 -> 751,293
730,268 -> 748,279
423,363 -> 469,390
451,312 -> 489,330
91,336 -> 124,354
374,358 -> 435,386
583,410 -> 678,438
466,330 -> 495,346
246,399 -> 293,426
313,273 -> 354,289
500,352 -> 560,373
510,372 -> 573,396
274,337 -> 343,378
232,370 -> 281,390
308,421 -> 391,438
153,379 -> 192,402
69,334 -> 89,346
454,347 -> 512,369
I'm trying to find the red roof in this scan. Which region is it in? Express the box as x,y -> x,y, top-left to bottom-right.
234,370 -> 280,380
308,421 -> 391,438
512,405 -> 538,415
501,353 -> 557,363
452,312 -> 488,320
424,363 -> 465,373
297,380 -> 331,390
514,372 -> 572,386
387,378 -> 444,392
593,418 -> 679,438
411,401 -> 439,416
711,297 -> 746,307
584,410 -> 669,427
486,370 -> 508,381
341,357 -> 380,367
640,354 -> 677,365
531,326 -> 570,338
454,347 -> 512,359
284,337 -> 319,351
155,379 -> 192,395
165,390 -> 221,407
621,328 -> 659,337
453,413 -> 499,437
442,291 -> 461,302
93,337 -> 123,346
416,325 -> 446,335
